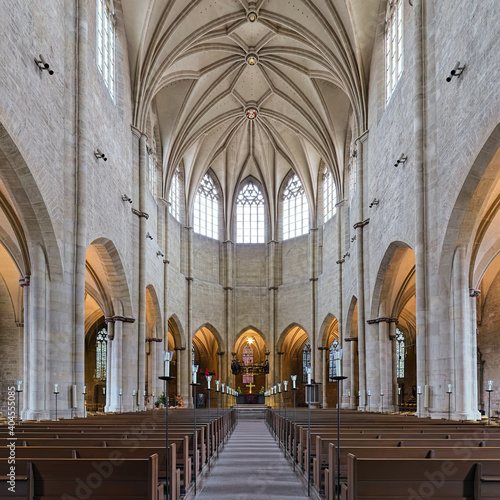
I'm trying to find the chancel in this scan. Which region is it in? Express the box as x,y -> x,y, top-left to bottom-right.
0,0 -> 499,498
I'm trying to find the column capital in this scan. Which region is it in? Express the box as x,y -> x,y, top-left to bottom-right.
130,125 -> 147,141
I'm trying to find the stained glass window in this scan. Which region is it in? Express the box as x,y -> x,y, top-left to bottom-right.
283,174 -> 309,240
169,168 -> 181,221
242,344 -> 254,384
329,339 -> 339,379
96,0 -> 115,100
396,328 -> 405,378
323,168 -> 337,223
302,341 -> 311,382
194,174 -> 219,239
236,181 -> 265,243
96,328 -> 107,380
386,0 -> 404,104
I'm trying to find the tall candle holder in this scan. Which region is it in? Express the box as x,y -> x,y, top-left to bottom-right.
367,390 -> 371,412
331,374 -> 348,500
380,392 -> 384,413
486,380 -> 493,426
82,387 -> 87,418
283,381 -> 288,451
215,380 -> 220,457
191,364 -> 200,495
119,388 -> 123,413
53,385 -> 60,421
158,375 -> 175,500
446,384 -> 452,420
417,386 -> 422,418
206,375 -> 212,468
398,386 -> 401,412
16,381 -> 22,422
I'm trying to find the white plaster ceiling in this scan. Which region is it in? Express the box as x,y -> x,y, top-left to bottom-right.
122,0 -> 380,222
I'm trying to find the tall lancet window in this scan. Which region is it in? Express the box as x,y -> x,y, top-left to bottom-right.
302,341 -> 311,382
385,0 -> 404,104
396,328 -> 405,378
236,181 -> 265,243
96,328 -> 107,380
96,0 -> 115,100
329,339 -> 339,379
242,344 -> 254,384
283,174 -> 309,240
169,168 -> 181,222
194,174 -> 219,239
323,167 -> 337,223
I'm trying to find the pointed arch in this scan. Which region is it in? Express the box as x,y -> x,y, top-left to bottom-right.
234,176 -> 267,243
168,314 -> 185,348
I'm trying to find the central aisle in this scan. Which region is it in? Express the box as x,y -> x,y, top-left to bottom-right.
196,420 -> 308,499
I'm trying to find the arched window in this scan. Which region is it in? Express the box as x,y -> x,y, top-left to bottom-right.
283,174 -> 309,240
396,328 -> 405,378
329,339 -> 339,379
96,0 -> 115,100
96,328 -> 107,380
236,181 -> 265,243
302,340 -> 311,382
242,344 -> 254,384
194,174 -> 219,239
385,0 -> 404,104
323,168 -> 337,223
148,153 -> 157,199
169,168 -> 181,221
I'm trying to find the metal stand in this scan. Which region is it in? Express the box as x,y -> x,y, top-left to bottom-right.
158,376 -> 175,500
380,393 -> 384,413
284,390 -> 288,452
119,394 -> 123,413
418,390 -> 422,418
16,389 -> 22,422
487,389 -> 493,425
367,394 -> 371,412
292,387 -> 297,471
54,391 -> 59,421
305,384 -> 313,497
207,387 -> 212,467
331,375 -> 347,500
82,390 -> 87,418
447,390 -> 452,420
190,383 -> 201,495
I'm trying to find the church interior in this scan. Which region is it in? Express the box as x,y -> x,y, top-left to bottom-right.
1,0 -> 500,498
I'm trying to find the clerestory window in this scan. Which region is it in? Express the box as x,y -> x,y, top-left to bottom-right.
323,168 -> 337,223
194,174 -> 219,239
283,174 -> 309,240
385,0 -> 404,104
168,168 -> 181,222
236,181 -> 265,243
96,0 -> 116,100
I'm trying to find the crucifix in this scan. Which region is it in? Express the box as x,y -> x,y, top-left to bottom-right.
246,382 -> 255,393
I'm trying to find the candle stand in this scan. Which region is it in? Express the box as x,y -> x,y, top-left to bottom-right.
380,393 -> 384,413
119,393 -> 123,413
82,390 -> 87,418
190,382 -> 201,495
487,388 -> 493,426
158,375 -> 175,500
417,389 -> 422,418
447,388 -> 452,420
331,375 -> 348,500
53,390 -> 60,421
207,387 -> 212,468
367,393 -> 371,412
292,387 -> 297,471
16,388 -> 22,422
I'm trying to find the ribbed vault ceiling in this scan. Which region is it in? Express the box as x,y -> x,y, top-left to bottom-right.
122,0 -> 380,232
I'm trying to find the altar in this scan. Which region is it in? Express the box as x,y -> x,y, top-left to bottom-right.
237,393 -> 265,405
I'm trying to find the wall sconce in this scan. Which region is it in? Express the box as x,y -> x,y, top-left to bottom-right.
369,199 -> 379,208
351,235 -> 356,242
394,154 -> 407,167
446,62 -> 465,82
94,149 -> 107,161
156,250 -> 164,257
121,194 -> 132,203
343,252 -> 350,259
146,232 -> 153,240
34,55 -> 54,75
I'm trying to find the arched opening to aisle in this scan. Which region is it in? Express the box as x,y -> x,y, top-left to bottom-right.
193,325 -> 221,408
319,315 -> 339,408
232,329 -> 268,397
145,285 -> 162,408
278,325 -> 310,407
345,298 -> 359,409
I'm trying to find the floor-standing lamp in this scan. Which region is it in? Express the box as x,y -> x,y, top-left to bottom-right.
291,375 -> 297,471
447,384 -> 453,420
487,380 -> 493,426
191,365 -> 200,495
331,348 -> 347,500
159,350 -> 175,500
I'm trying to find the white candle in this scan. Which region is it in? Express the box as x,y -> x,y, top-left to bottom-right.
367,390 -> 371,396
358,391 -> 361,396
83,385 -> 86,393
216,380 -> 220,391
206,375 -> 212,389
132,389 -> 136,396
164,351 -> 173,377
103,387 -> 106,395
380,392 -> 384,397
143,390 -> 146,396
221,383 -> 225,392
447,384 -> 452,393
119,388 -> 123,396
306,366 -> 312,385
54,384 -> 58,393
278,383 -> 282,393
192,365 -> 198,384
488,380 -> 493,391
347,390 -> 351,397
284,381 -> 288,391
291,375 -> 297,389
152,392 -> 155,398
417,386 -> 421,394
17,380 -> 22,391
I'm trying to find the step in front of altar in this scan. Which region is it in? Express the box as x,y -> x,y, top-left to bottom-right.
234,404 -> 268,420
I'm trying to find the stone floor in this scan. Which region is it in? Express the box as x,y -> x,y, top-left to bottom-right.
196,420 -> 308,499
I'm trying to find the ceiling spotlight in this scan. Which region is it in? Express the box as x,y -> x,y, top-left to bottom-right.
247,11 -> 257,22
34,54 -> 54,75
94,149 -> 107,161
394,153 -> 407,167
446,61 -> 465,82
246,53 -> 258,66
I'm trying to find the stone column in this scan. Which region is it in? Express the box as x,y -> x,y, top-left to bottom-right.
267,239 -> 279,389
470,292 -> 479,417
21,277 -> 30,419
27,245 -> 49,420
223,239 -> 234,387
104,320 -> 114,412
108,319 -> 122,412
309,227 -> 319,385
185,225 -> 194,407
390,322 -> 398,410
